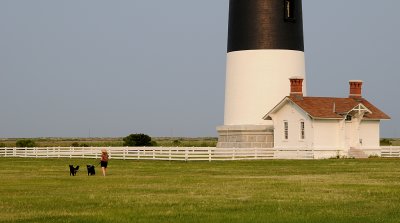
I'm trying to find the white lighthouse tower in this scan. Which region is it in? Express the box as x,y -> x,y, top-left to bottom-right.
217,0 -> 306,148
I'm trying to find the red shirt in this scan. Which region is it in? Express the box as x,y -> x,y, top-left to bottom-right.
101,153 -> 109,162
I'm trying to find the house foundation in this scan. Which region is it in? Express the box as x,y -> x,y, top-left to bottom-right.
217,125 -> 274,148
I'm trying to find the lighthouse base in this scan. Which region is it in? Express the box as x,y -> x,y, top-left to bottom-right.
216,125 -> 274,148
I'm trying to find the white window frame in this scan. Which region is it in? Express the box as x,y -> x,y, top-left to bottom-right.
284,120 -> 289,140
300,120 -> 305,140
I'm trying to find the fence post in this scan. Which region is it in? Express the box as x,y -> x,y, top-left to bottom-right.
208,148 -> 212,162
13,148 -> 16,157
185,148 -> 188,162
232,148 -> 236,160
311,149 -> 314,159
169,148 -> 172,161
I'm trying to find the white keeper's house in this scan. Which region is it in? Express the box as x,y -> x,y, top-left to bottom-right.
263,77 -> 390,159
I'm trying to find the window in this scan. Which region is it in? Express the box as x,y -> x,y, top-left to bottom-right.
300,121 -> 305,140
284,121 -> 289,140
345,115 -> 352,121
284,0 -> 296,22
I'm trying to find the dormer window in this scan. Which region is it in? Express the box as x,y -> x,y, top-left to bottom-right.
284,0 -> 296,22
345,115 -> 352,121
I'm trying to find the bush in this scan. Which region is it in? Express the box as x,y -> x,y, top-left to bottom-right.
71,142 -> 80,147
123,134 -> 153,147
369,154 -> 381,159
200,142 -> 209,147
0,143 -> 6,148
380,139 -> 392,146
172,140 -> 181,146
16,139 -> 37,148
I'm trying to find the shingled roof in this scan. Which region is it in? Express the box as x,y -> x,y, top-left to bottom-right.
265,96 -> 391,120
265,78 -> 391,121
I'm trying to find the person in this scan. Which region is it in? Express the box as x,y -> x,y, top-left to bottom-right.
100,149 -> 109,176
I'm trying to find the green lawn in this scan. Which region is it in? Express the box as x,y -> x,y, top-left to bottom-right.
1,158 -> 400,223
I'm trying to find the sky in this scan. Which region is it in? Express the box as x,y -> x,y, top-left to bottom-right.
0,1 -> 399,138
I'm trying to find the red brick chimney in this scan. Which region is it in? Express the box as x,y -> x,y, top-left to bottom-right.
349,80 -> 363,99
289,77 -> 304,98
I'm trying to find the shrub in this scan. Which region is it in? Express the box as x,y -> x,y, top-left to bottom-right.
369,154 -> 381,159
70,142 -> 89,147
172,140 -> 181,146
380,139 -> 392,146
200,142 -> 209,147
0,143 -> 6,148
71,142 -> 80,147
16,139 -> 37,148
123,134 -> 152,147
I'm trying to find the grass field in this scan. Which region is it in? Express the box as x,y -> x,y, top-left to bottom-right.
1,158 -> 400,223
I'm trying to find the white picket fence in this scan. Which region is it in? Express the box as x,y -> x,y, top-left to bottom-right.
381,146 -> 400,158
1,146 -> 399,161
0,147 -> 275,161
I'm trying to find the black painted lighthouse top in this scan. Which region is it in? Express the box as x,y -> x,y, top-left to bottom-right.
228,0 -> 304,52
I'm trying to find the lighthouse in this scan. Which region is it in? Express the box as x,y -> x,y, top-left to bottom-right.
217,0 -> 306,148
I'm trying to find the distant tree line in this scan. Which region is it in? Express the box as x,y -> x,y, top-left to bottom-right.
0,134 -> 218,148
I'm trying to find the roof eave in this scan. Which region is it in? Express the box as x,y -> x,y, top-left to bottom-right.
263,97 -> 291,120
312,117 -> 343,120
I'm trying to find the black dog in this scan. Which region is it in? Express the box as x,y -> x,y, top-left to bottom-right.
69,165 -> 79,176
86,165 -> 96,176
